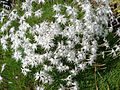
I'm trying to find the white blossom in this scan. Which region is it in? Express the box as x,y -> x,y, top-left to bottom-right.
35,71 -> 53,84
21,1 -> 33,11
65,5 -> 78,17
43,65 -> 52,71
62,75 -> 72,81
21,68 -> 31,76
35,85 -> 45,90
114,45 -> 120,52
35,9 -> 43,18
78,63 -> 86,70
38,0 -> 45,4
12,51 -> 22,61
56,63 -> 69,72
0,75 -> 3,84
111,49 -> 117,57
102,51 -> 105,59
54,13 -> 67,24
24,11 -> 33,18
117,28 -> 120,37
1,63 -> 6,73
91,47 -> 97,54
8,9 -> 19,20
53,4 -> 61,12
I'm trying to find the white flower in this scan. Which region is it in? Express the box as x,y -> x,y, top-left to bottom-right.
21,68 -> 31,76
62,75 -> 72,81
65,6 -> 72,15
24,11 -> 33,18
1,36 -> 7,45
67,81 -> 72,86
53,4 -> 61,12
71,85 -> 79,90
76,0 -> 80,2
21,1 -> 32,11
19,21 -> 30,31
92,40 -> 98,46
19,16 -> 25,23
2,44 -> 7,50
81,45 -> 90,52
35,9 -> 43,18
35,71 -> 53,84
1,35 -> 8,50
91,47 -> 97,54
117,28 -> 120,37
21,2 -> 28,10
49,58 -> 59,65
77,51 -> 86,60
1,63 -> 6,73
70,67 -> 78,75
8,82 -> 13,84
12,51 -> 22,61
81,3 -> 91,13
3,4 -> 10,9
67,51 -> 76,63
102,51 -> 105,59
65,6 -> 78,17
108,27 -> 113,32
59,84 -> 65,90
35,72 -> 40,81
54,14 -> 67,24
114,45 -> 120,52
103,39 -> 109,49
56,63 -> 69,72
88,55 -> 96,66
8,9 -> 19,20
1,24 -> 8,32
43,65 -> 52,71
0,75 -> 3,84
38,0 -> 45,4
35,85 -> 45,90
78,63 -> 86,70
111,49 -> 117,57
0,17 -> 4,23
71,81 -> 79,90
10,27 -> 15,33
58,88 -> 64,90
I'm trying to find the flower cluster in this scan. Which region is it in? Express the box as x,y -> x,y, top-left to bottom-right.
0,0 -> 120,89
0,0 -> 11,9
0,8 -> 9,23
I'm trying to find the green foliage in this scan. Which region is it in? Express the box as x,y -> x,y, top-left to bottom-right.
0,45 -> 36,90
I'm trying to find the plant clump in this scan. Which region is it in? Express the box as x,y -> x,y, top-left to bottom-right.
0,0 -> 120,89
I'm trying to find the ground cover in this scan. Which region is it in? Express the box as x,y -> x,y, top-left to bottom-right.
0,0 -> 120,90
